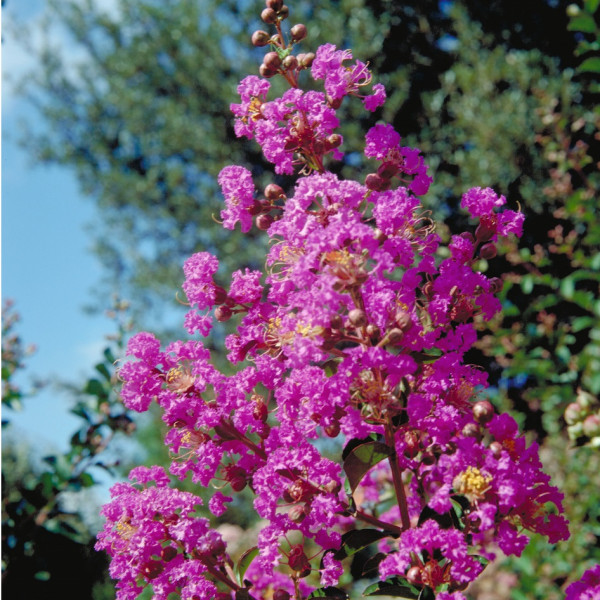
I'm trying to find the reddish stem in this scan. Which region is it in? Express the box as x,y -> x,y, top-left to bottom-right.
385,420 -> 411,531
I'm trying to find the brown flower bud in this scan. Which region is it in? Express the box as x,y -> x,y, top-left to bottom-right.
288,545 -> 311,577
395,309 -> 411,331
330,314 -> 343,330
259,63 -> 277,78
365,173 -> 391,191
266,0 -> 283,9
215,305 -> 232,322
377,161 -> 399,179
406,566 -> 422,585
489,277 -> 503,294
213,285 -> 228,305
251,30 -> 270,47
324,421 -> 340,438
261,7 -> 278,23
299,52 -> 315,68
288,504 -> 308,523
265,183 -> 285,201
489,441 -> 503,458
278,4 -> 289,19
472,400 -> 494,424
282,54 -> 298,70
480,242 -> 497,260
256,214 -> 274,230
264,51 -> 282,70
326,133 -> 343,149
290,23 -> 307,42
462,422 -> 482,441
386,328 -> 404,344
348,308 -> 367,327
366,323 -> 380,339
248,199 -> 264,216
475,214 -> 498,242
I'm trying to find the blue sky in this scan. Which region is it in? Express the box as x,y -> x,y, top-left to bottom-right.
2,0 -> 126,470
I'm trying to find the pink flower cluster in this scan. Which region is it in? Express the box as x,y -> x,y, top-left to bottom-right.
98,4 -> 569,600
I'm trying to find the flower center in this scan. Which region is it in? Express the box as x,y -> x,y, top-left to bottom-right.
454,466 -> 492,501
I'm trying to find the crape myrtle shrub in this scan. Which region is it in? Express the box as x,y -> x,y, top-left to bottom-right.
95,3 -> 599,600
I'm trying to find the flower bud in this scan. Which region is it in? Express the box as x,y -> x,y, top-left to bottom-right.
213,285 -> 228,305
251,30 -> 270,47
261,7 -> 278,23
288,503 -> 308,523
386,328 -> 404,344
377,161 -> 399,179
366,323 -> 380,339
395,310 -> 411,331
265,183 -> 285,201
273,591 -> 291,600
348,308 -> 367,327
215,305 -> 232,322
230,475 -> 247,492
278,5 -> 289,19
264,51 -> 282,70
365,173 -> 391,191
253,396 -> 269,422
460,231 -> 475,244
472,400 -> 494,424
290,23 -> 307,42
298,52 -> 315,68
480,242 -> 497,260
259,63 -> 277,78
406,566 -> 422,585
462,422 -> 482,441
282,54 -> 298,70
266,0 -> 283,9
288,545 -> 311,577
324,421 -> 340,438
330,314 -> 343,330
489,441 -> 503,458
326,94 -> 343,109
256,214 -> 274,230
475,214 -> 498,242
326,133 -> 343,149
489,277 -> 503,294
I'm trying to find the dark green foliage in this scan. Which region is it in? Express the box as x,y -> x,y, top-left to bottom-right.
1,302 -> 134,599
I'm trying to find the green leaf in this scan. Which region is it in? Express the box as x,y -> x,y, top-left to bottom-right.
234,546 -> 258,586
585,0 -> 600,13
308,587 -> 348,599
343,441 -> 393,493
334,529 -> 393,560
568,14 -> 597,33
579,56 -> 600,73
85,378 -> 107,398
363,578 -> 421,598
95,361 -> 112,381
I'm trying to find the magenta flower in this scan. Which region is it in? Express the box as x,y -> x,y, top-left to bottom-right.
566,564 -> 600,600
218,165 -> 256,232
